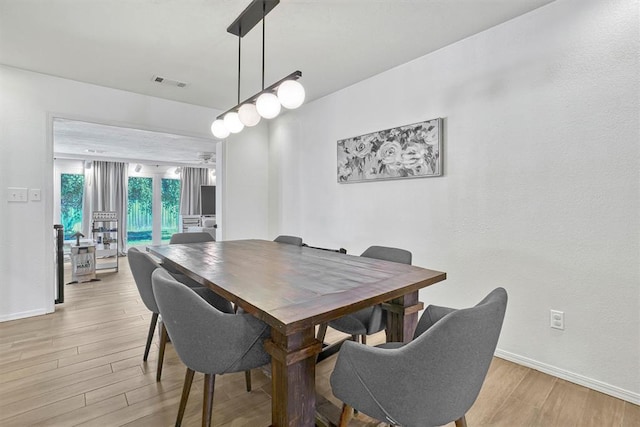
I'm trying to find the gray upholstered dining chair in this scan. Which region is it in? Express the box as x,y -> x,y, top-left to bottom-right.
169,231 -> 214,244
127,247 -> 233,381
318,246 -> 412,345
151,268 -> 271,427
330,287 -> 508,427
273,235 -> 303,246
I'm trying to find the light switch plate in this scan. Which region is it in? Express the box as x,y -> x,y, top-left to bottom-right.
29,189 -> 41,201
8,187 -> 28,202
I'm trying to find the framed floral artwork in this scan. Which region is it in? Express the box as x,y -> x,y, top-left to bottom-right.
337,118 -> 442,183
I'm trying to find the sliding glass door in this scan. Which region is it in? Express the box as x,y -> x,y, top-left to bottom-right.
127,176 -> 153,246
127,172 -> 180,247
161,178 -> 180,243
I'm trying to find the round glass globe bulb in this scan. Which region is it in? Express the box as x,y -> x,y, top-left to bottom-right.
238,103 -> 261,127
277,80 -> 305,109
211,119 -> 230,139
256,92 -> 281,119
223,112 -> 244,133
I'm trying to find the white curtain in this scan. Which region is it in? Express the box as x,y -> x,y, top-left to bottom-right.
180,167 -> 210,215
82,161 -> 128,255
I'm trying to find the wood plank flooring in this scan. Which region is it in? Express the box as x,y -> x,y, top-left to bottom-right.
0,260 -> 638,426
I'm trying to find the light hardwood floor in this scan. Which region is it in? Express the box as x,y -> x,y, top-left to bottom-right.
0,259 -> 638,426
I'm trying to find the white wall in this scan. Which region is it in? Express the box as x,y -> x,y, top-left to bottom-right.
0,65 -> 222,321
268,0 -> 639,401
219,122 -> 271,241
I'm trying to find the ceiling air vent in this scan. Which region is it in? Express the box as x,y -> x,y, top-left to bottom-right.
151,75 -> 188,88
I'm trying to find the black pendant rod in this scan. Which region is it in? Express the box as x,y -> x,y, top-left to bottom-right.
237,28 -> 241,104
262,1 -> 265,90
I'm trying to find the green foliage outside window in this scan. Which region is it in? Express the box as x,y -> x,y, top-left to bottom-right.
161,178 -> 180,242
60,173 -> 180,246
60,173 -> 84,240
128,177 -> 153,245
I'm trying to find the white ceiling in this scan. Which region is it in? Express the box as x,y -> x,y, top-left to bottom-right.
1,0 -> 554,166
53,118 -> 217,167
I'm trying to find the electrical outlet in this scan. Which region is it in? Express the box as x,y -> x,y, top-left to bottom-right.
8,187 -> 28,202
550,310 -> 564,330
29,189 -> 41,201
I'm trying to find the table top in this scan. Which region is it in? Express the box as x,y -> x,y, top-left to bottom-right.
148,239 -> 446,335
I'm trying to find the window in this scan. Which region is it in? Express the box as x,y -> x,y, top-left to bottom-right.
161,178 -> 180,243
60,173 -> 84,240
127,176 -> 153,246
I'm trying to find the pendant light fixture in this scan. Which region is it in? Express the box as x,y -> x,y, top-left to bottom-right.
211,0 -> 305,139
277,80 -> 305,109
210,119 -> 230,139
238,103 -> 261,126
256,92 -> 281,119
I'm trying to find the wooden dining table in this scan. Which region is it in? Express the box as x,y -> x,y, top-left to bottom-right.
148,239 -> 446,427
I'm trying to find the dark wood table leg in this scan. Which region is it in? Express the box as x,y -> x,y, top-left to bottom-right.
265,327 -> 323,426
383,290 -> 424,343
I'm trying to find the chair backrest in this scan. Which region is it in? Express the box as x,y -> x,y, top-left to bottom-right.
360,245 -> 412,265
127,247 -> 160,313
169,232 -> 214,244
403,288 -> 507,425
331,287 -> 507,426
151,268 -> 271,374
273,235 -> 303,246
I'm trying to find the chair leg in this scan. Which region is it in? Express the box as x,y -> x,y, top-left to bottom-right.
339,403 -> 353,427
144,313 -> 158,361
202,373 -> 216,427
361,334 -> 367,345
317,323 -> 328,343
175,368 -> 195,427
157,322 -> 169,381
245,370 -> 252,392
315,323 -> 329,363
455,415 -> 468,427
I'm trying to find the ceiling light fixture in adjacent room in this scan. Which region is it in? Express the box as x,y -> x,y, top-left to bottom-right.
211,0 -> 305,139
198,152 -> 215,164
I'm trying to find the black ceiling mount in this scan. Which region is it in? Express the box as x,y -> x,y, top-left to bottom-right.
227,0 -> 280,38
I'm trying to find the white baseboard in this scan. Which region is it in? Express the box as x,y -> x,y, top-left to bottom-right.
495,349 -> 640,405
0,308 -> 48,323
